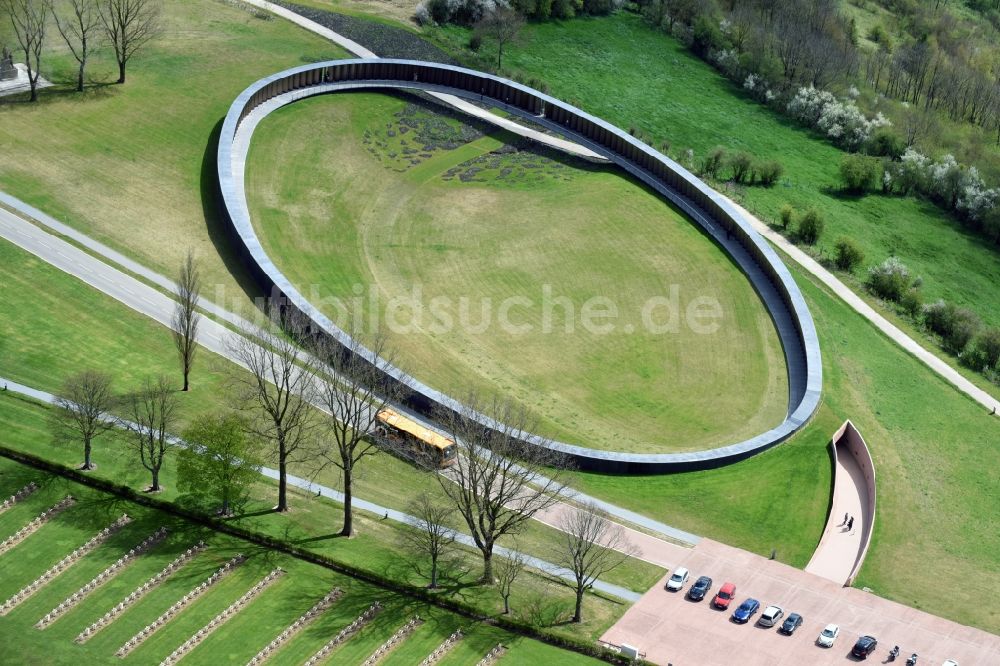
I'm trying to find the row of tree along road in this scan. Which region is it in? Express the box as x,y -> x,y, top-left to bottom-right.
46,251 -> 636,623
3,0 -> 160,100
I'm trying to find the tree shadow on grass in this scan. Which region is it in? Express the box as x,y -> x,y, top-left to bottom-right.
0,80 -> 120,107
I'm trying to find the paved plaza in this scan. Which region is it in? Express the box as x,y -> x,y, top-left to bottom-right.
601,538 -> 1000,665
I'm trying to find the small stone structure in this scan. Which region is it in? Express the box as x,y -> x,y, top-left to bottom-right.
0,47 -> 17,81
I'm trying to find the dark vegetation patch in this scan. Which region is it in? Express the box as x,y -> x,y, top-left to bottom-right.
362,97 -> 486,170
276,1 -> 458,63
443,141 -> 580,185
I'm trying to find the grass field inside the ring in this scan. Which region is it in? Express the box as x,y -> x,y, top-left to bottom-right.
246,92 -> 789,454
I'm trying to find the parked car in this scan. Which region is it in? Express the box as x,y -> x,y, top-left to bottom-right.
816,623 -> 840,647
851,635 -> 878,659
731,598 -> 760,623
687,575 -> 713,601
941,661 -> 958,666
779,612 -> 803,635
712,582 -> 736,609
665,567 -> 689,592
757,605 -> 784,627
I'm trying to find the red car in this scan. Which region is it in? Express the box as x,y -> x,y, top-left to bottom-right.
712,582 -> 736,609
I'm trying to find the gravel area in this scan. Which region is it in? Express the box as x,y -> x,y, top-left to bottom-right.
275,1 -> 458,63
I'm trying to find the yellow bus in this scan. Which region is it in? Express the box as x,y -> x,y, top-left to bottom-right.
375,409 -> 458,468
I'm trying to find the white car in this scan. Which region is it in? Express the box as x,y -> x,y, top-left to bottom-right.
665,567 -> 689,591
816,623 -> 840,647
757,604 -> 784,627
942,661 -> 959,666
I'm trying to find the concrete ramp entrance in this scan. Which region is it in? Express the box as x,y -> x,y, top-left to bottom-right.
805,421 -> 876,586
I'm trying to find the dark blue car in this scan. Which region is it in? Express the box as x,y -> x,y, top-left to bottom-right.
731,598 -> 760,623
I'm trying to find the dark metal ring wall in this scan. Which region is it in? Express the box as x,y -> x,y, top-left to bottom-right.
218,59 -> 822,473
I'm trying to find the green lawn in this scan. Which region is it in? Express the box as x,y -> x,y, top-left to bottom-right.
0,389 -> 656,643
566,251 -> 1000,633
431,13 -> 1000,333
245,91 -> 788,453
0,233 -> 663,599
0,457 -> 605,665
0,0 -> 347,303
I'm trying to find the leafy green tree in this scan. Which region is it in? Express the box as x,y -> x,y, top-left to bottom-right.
867,257 -> 912,302
834,237 -> 865,272
701,146 -> 727,179
970,328 -> 1000,371
797,208 -> 824,244
729,151 -> 753,183
755,160 -> 784,186
900,287 -> 924,318
779,204 -> 795,230
840,154 -> 881,193
179,412 -> 264,516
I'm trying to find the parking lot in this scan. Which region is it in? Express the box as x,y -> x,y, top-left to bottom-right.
600,538 -> 1000,665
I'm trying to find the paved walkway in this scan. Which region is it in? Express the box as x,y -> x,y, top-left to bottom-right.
601,538 -> 1000,666
242,0 -> 607,163
804,439 -> 868,585
726,197 -> 1000,415
0,375 -> 639,603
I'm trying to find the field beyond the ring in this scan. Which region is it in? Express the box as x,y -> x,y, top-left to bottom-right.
246,92 -> 789,453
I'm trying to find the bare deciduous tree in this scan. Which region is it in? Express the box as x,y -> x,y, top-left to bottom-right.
474,7 -> 523,71
401,491 -> 456,589
437,395 -> 568,583
172,250 -> 201,392
122,375 -> 177,492
556,502 -> 638,623
310,332 -> 400,537
53,370 -> 115,471
53,0 -> 100,92
97,0 -> 161,84
229,304 -> 320,512
495,546 -> 527,615
4,0 -> 50,102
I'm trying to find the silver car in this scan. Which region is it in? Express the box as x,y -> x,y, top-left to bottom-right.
757,604 -> 784,627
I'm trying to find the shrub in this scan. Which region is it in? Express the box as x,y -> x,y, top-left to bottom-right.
797,209 -> 824,245
900,287 -> 923,318
834,237 -> 865,272
867,129 -> 905,159
729,151 -> 753,183
691,13 -> 724,57
701,146 -> 727,179
923,300 -> 981,352
867,24 -> 893,51
581,0 -> 619,15
779,204 -> 795,230
928,154 -> 963,209
755,160 -> 783,186
468,33 -> 482,50
840,154 -> 881,193
866,257 -> 911,302
787,85 -> 891,151
966,328 -> 1000,371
